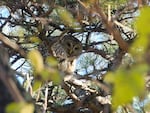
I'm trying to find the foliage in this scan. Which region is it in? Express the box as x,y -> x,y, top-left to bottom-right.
6,102 -> 34,113
28,50 -> 44,74
105,64 -> 147,109
55,6 -> 81,30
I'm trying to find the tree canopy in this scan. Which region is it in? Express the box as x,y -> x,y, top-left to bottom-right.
0,0 -> 150,113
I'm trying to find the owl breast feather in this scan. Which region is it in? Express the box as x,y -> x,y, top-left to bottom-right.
51,42 -> 68,60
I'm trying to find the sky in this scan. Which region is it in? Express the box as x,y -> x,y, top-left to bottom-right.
0,6 -> 10,32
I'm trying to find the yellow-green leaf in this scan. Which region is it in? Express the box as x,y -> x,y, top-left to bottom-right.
40,68 -> 51,80
130,36 -> 148,58
131,7 -> 150,58
56,6 -> 81,30
20,103 -> 34,113
6,102 -> 20,113
6,102 -> 34,113
33,80 -> 42,91
49,70 -> 62,85
46,56 -> 58,67
27,50 -> 44,73
135,7 -> 150,35
41,68 -> 62,85
28,36 -> 41,43
105,64 -> 147,109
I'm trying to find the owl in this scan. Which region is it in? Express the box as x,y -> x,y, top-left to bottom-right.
39,35 -> 82,74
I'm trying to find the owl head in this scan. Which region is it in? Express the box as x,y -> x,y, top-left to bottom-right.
61,35 -> 82,58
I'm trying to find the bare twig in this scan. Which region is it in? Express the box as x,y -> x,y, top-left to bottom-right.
43,87 -> 48,113
64,75 -> 97,94
0,33 -> 26,57
114,20 -> 134,32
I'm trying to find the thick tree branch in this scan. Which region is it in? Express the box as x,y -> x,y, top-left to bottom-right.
0,46 -> 25,102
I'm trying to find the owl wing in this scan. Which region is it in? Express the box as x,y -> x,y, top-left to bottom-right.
51,42 -> 68,60
38,41 -> 51,57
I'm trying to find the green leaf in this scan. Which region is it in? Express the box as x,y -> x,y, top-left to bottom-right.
6,102 -> 20,113
33,80 -> 42,91
130,35 -> 148,60
46,56 -> 58,67
28,36 -> 41,43
105,64 -> 147,109
55,6 -> 81,30
20,103 -> 34,113
135,7 -> 150,35
50,70 -> 62,85
6,102 -> 34,113
41,68 -> 62,85
131,7 -> 150,58
27,50 -> 44,74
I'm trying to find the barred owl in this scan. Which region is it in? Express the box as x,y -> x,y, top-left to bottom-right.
39,35 -> 82,74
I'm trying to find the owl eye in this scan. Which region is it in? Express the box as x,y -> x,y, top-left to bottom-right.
74,47 -> 78,50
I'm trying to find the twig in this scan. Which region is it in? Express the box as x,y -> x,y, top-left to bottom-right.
114,20 -> 134,32
64,75 -> 97,94
0,33 -> 26,57
43,87 -> 48,113
62,80 -> 80,102
108,4 -> 111,22
84,47 -> 108,59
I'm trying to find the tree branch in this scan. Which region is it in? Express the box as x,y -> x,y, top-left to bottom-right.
0,33 -> 26,57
